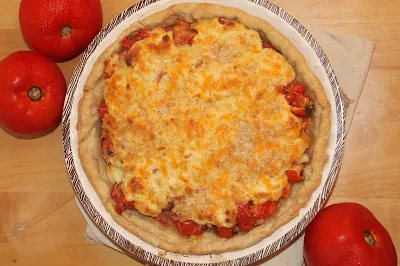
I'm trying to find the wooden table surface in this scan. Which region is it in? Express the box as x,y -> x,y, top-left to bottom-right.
1,0 -> 399,265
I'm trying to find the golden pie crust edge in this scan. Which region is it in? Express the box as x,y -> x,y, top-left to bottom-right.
77,3 -> 331,255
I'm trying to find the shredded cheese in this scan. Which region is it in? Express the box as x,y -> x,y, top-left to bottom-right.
103,18 -> 308,227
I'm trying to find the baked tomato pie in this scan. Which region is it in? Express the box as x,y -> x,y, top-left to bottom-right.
78,3 -> 330,254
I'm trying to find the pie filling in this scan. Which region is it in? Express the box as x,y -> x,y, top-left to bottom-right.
99,17 -> 314,238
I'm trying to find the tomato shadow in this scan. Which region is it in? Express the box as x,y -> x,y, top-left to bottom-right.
0,124 -> 58,140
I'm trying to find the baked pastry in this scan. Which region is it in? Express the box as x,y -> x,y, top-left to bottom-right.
78,3 -> 330,254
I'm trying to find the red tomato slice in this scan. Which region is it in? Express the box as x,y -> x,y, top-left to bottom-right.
115,200 -> 124,214
289,93 -> 314,117
281,83 -> 307,107
175,220 -> 205,236
121,38 -> 137,51
217,227 -> 234,238
218,17 -> 236,28
293,93 -> 313,108
291,106 -> 307,117
291,94 -> 314,117
121,198 -> 136,210
291,84 -> 306,94
237,204 -> 256,232
262,41 -> 278,51
175,19 -> 191,28
252,203 -> 268,220
120,28 -> 151,51
163,26 -> 173,32
98,100 -> 108,119
104,72 -> 111,79
101,136 -> 114,157
278,81 -> 308,109
282,183 -> 292,198
253,201 -> 279,220
136,28 -> 151,39
268,201 -> 279,216
111,183 -> 124,202
286,80 -> 299,89
285,93 -> 297,105
110,183 -> 135,214
276,85 -> 287,94
286,169 -> 304,183
170,212 -> 181,223
155,212 -> 169,225
172,19 -> 198,46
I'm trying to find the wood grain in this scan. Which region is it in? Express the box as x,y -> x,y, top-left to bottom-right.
0,0 -> 399,265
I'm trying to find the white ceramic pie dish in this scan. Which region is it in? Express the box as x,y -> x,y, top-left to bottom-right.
62,0 -> 345,265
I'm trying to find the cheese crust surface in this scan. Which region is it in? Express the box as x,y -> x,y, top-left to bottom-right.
102,18 -> 309,228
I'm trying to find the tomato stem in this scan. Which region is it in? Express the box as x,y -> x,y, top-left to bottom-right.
60,25 -> 73,37
364,230 -> 377,246
27,86 -> 44,102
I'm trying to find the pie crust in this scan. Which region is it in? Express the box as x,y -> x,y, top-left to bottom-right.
78,3 -> 331,254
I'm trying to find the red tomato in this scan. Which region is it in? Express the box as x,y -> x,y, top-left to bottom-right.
262,41 -> 278,51
281,183 -> 292,198
291,107 -> 307,117
286,169 -> 303,183
119,197 -> 135,213
278,80 -> 308,109
98,100 -> 108,119
290,84 -> 306,94
286,80 -> 305,90
110,183 -> 124,202
120,28 -> 151,51
102,137 -> 114,157
237,204 -> 256,232
217,227 -> 234,238
170,212 -> 181,223
293,93 -> 313,108
175,220 -> 205,236
172,19 -> 198,46
304,203 -> 397,266
253,201 -> 278,220
290,94 -> 314,118
163,26 -> 174,32
19,0 -> 103,61
155,212 -> 169,226
0,51 -> 66,135
110,183 -> 135,214
276,85 -> 286,94
285,93 -> 297,105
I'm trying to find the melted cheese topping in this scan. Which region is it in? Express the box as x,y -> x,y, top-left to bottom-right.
103,18 -> 309,227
